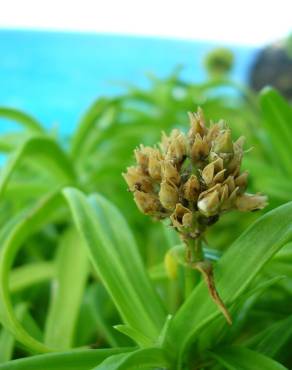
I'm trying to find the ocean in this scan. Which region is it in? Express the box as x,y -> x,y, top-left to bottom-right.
0,30 -> 257,135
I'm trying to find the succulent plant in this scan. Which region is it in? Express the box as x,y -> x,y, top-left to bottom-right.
123,108 -> 267,323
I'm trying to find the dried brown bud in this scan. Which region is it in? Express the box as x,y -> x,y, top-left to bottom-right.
166,132 -> 188,163
190,134 -> 209,163
170,203 -> 193,231
198,189 -> 220,217
235,193 -> 268,212
148,150 -> 162,181
213,169 -> 226,184
223,175 -> 236,193
183,175 -> 200,201
234,171 -> 248,192
212,129 -> 233,154
161,161 -> 180,185
123,167 -> 153,192
188,109 -> 206,140
221,186 -> 239,211
134,190 -> 161,215
202,162 -> 215,186
206,123 -> 221,142
134,145 -> 152,170
159,181 -> 179,210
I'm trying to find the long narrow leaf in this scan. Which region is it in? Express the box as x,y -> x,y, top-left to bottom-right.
71,98 -> 112,158
0,107 -> 44,133
92,347 -> 171,370
0,191 -> 63,353
63,188 -> 166,342
0,304 -> 27,363
210,346 -> 287,370
9,262 -> 55,294
0,136 -> 76,199
260,88 -> 292,176
245,315 -> 292,358
44,229 -> 88,349
0,348 -> 132,370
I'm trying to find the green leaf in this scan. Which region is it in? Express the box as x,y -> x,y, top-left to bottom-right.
92,347 -> 170,370
0,348 -> 133,370
0,191 -> 63,353
75,284 -> 119,348
9,262 -> 55,294
71,98 -> 115,159
0,304 -> 27,363
0,107 -> 44,133
194,275 -> 287,356
245,315 -> 292,358
0,133 -> 31,153
210,346 -> 287,370
63,188 -> 166,342
114,325 -> 152,348
260,87 -> 292,176
44,228 -> 88,349
0,136 -> 76,199
166,202 -> 292,363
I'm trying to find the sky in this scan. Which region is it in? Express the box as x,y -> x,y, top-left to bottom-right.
0,0 -> 291,46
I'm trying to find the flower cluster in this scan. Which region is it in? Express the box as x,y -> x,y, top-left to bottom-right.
123,109 -> 267,237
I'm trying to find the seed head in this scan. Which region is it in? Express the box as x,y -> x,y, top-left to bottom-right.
123,108 -> 268,235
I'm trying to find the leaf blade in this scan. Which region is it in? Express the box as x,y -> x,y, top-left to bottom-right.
63,188 -> 166,342
0,348 -> 132,370
0,136 -> 76,199
0,107 -> 44,133
44,229 -> 88,349
210,346 -> 287,370
92,347 -> 170,370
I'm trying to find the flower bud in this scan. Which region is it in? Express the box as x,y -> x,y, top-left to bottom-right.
123,166 -> 153,192
191,134 -> 209,163
213,169 -> 226,183
221,186 -> 239,211
188,109 -> 206,140
134,190 -> 161,215
160,129 -> 180,153
235,193 -> 268,212
213,157 -> 224,172
212,129 -> 233,155
220,184 -> 229,203
207,123 -> 221,142
161,160 -> 180,184
134,145 -> 148,168
202,162 -> 215,186
183,175 -> 200,201
148,150 -> 162,181
166,132 -> 188,163
235,171 -> 248,192
223,175 -> 235,193
198,189 -> 220,216
159,180 -> 179,210
170,203 -> 193,231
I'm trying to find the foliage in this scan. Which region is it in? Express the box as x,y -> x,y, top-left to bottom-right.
0,57 -> 291,369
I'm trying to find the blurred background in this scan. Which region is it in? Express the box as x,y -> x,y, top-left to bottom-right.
1,0 -> 291,135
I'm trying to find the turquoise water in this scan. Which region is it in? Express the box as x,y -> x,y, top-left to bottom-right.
0,30 -> 257,135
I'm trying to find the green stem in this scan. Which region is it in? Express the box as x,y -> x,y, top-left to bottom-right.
184,237 -> 203,298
